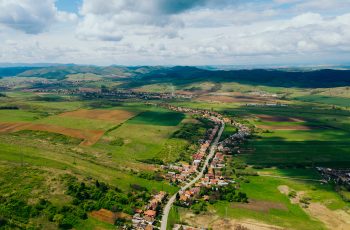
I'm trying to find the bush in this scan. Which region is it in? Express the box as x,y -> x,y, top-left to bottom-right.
288,190 -> 297,198
191,201 -> 207,214
300,196 -> 311,205
130,184 -> 148,192
110,137 -> 124,146
139,158 -> 164,165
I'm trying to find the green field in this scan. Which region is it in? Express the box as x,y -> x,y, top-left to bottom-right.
295,95 -> 350,107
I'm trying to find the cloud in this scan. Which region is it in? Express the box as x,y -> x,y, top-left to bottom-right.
1,0 -> 350,65
0,0 -> 77,34
77,0 -> 194,41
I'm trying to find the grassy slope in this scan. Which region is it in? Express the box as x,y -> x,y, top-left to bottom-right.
0,96 -> 187,191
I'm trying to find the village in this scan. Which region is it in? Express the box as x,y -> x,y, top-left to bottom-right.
130,104 -> 251,230
25,86 -> 193,100
316,167 -> 350,186
131,191 -> 167,230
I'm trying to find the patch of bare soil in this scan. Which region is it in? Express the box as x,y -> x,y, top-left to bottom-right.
232,200 -> 287,213
277,185 -> 303,204
256,115 -> 304,122
183,213 -> 283,230
307,203 -> 350,230
90,209 -> 131,225
59,109 -> 136,122
0,122 -> 104,146
278,185 -> 350,230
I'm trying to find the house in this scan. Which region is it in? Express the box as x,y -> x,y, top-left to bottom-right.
180,195 -> 189,202
190,187 -> 200,196
144,210 -> 156,223
210,179 -> 218,185
201,177 -> 209,186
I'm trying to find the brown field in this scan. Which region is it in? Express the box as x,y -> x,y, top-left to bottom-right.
196,93 -> 282,104
257,124 -> 312,131
90,209 -> 131,224
59,109 -> 136,123
232,200 -> 287,213
0,122 -> 104,146
256,115 -> 304,122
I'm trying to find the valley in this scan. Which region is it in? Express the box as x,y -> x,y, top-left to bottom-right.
0,66 -> 349,230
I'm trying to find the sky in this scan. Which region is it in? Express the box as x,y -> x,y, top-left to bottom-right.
0,0 -> 350,66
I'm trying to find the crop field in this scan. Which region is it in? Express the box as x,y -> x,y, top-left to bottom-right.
0,108 -> 140,146
59,109 -> 136,122
295,95 -> 350,107
0,122 -> 102,146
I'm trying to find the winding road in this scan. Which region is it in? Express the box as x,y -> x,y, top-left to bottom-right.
160,120 -> 225,230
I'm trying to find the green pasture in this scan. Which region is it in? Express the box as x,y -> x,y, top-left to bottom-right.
295,95 -> 350,107
0,109 -> 43,122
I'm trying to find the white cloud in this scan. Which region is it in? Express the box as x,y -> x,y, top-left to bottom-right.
0,0 -> 350,65
0,0 -> 77,34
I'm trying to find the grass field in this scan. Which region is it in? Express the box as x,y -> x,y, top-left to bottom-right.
295,95 -> 350,107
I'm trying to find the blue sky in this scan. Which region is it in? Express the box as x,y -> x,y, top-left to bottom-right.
0,0 -> 349,65
56,0 -> 81,13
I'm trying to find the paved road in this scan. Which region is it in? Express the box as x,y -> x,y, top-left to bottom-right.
160,121 -> 225,230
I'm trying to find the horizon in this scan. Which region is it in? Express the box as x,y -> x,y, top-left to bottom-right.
1,62 -> 350,69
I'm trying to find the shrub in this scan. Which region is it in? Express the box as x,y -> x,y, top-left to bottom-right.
288,190 -> 297,198
110,137 -> 124,146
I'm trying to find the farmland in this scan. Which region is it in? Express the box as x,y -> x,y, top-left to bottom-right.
0,66 -> 349,229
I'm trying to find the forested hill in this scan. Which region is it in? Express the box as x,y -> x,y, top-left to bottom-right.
0,67 -> 40,78
1,65 -> 350,88
125,67 -> 350,88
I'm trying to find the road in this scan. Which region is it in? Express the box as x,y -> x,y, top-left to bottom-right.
160,121 -> 225,230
